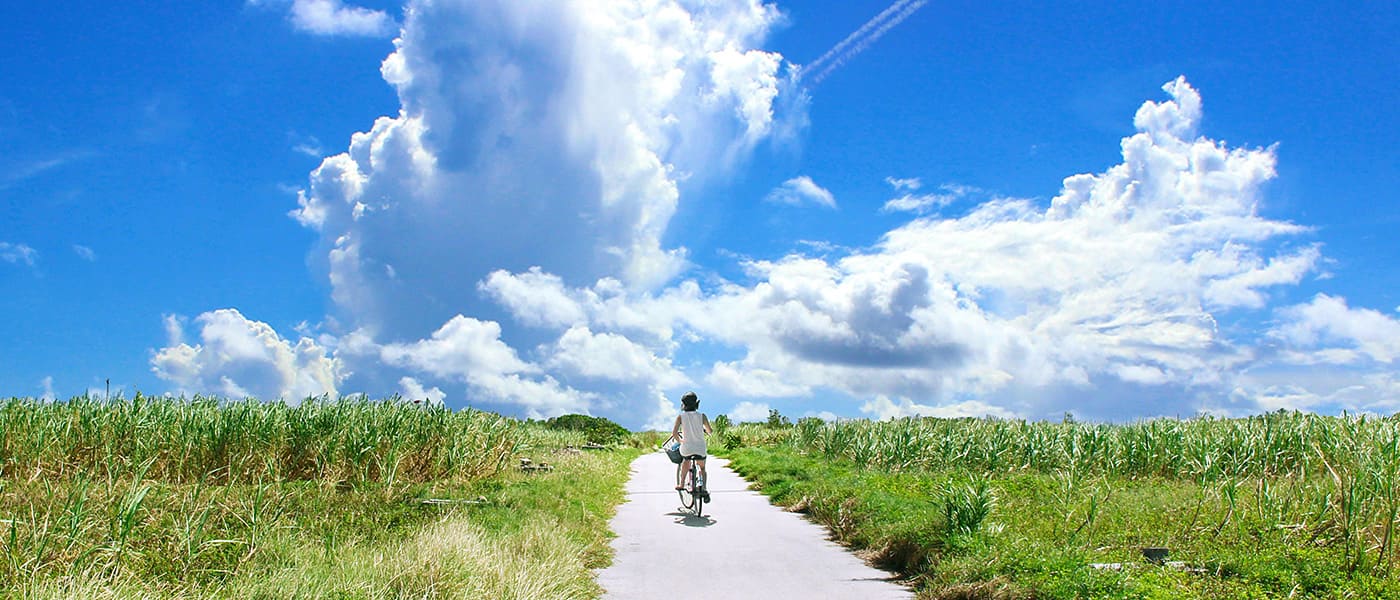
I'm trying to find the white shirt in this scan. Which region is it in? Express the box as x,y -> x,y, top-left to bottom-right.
678,411 -> 708,457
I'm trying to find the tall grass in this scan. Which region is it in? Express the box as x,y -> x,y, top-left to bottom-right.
1,393 -> 528,486
770,411 -> 1399,481
0,394 -> 601,596
3,449 -> 638,600
723,410 -> 1400,585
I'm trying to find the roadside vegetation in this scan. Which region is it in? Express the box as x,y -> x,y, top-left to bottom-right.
717,410 -> 1400,599
0,394 -> 638,599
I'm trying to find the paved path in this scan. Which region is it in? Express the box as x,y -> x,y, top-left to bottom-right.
596,451 -> 912,600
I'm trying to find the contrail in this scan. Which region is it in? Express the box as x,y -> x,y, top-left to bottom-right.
802,0 -> 929,86
803,0 -> 918,75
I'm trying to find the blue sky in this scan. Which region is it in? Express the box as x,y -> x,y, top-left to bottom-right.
2,0 -> 1397,428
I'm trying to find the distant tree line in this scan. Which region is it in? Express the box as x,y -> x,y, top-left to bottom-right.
542,414 -> 630,445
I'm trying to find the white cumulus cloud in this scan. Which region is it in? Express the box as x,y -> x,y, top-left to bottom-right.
479,268 -> 589,329
1271,294 -> 1400,364
379,315 -> 591,417
292,0 -> 790,341
151,309 -> 343,401
473,77 -> 1348,422
545,325 -> 689,388
379,315 -> 537,379
708,360 -> 811,397
271,0 -> 796,426
729,400 -> 772,422
398,376 -> 446,405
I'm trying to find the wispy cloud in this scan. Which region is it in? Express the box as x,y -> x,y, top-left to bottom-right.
0,151 -> 95,191
250,0 -> 395,37
2,158 -> 67,189
73,245 -> 97,261
765,175 -> 837,208
885,176 -> 922,192
881,193 -> 951,214
881,181 -> 981,214
801,0 -> 930,85
0,242 -> 38,267
291,134 -> 325,158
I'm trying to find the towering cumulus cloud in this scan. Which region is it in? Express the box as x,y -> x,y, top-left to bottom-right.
291,0 -> 786,340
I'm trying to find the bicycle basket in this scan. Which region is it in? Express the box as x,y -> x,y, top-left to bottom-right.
664,441 -> 683,464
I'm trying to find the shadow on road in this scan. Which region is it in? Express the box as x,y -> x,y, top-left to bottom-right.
666,511 -> 716,527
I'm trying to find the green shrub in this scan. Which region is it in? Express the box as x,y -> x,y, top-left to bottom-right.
541,414 -> 630,445
712,414 -> 732,434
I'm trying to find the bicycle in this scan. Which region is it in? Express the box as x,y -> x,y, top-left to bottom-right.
676,453 -> 707,516
665,441 -> 707,516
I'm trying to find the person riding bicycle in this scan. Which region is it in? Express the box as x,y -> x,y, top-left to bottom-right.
668,391 -> 712,500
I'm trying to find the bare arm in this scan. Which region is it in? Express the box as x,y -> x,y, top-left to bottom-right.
703,413 -> 713,434
669,415 -> 682,442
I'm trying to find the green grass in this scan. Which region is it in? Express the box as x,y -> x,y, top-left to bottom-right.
0,395 -> 639,599
1,394 -> 534,485
722,412 -> 1400,600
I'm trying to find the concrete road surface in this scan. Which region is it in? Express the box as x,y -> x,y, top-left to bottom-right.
596,451 -> 912,599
